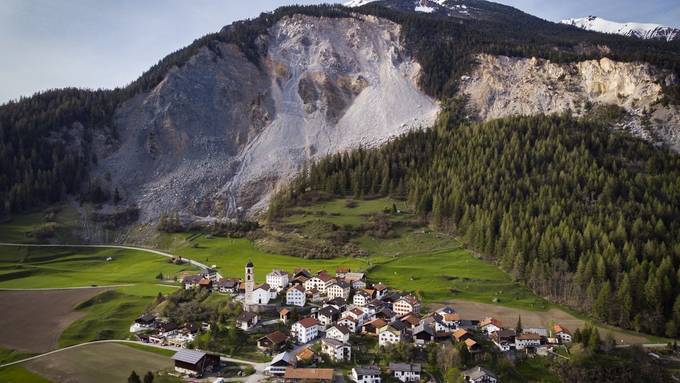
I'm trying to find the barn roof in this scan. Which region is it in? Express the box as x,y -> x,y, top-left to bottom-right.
171,349 -> 206,365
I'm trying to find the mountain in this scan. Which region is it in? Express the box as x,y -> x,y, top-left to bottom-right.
561,16 -> 680,41
1,1 -> 680,231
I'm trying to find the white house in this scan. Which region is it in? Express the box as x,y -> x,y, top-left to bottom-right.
553,324 -> 572,343
393,295 -> 421,316
316,306 -> 340,327
344,272 -> 367,289
266,270 -> 290,291
373,283 -> 388,300
236,312 -> 259,331
267,352 -> 296,376
286,285 -> 306,307
351,366 -> 381,383
479,317 -> 502,335
515,333 -> 541,350
462,366 -> 498,383
353,290 -> 371,307
291,317 -> 320,344
389,363 -> 421,382
379,324 -> 404,347
251,283 -> 274,305
321,338 -> 351,362
326,325 -> 351,343
338,317 -> 359,333
327,281 -> 351,300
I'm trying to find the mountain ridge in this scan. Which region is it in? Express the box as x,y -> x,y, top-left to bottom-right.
561,15 -> 680,41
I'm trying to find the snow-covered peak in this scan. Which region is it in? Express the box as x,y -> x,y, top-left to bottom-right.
561,16 -> 679,42
344,0 -> 380,6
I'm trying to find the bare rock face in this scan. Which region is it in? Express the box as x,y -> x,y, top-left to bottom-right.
460,54 -> 680,150
96,14 -> 439,223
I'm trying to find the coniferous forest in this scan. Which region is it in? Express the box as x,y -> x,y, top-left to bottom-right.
271,104 -> 680,337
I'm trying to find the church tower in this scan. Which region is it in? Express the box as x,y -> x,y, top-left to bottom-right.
244,260 -> 254,309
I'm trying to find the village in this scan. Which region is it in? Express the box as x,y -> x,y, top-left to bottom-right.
129,261 -> 575,383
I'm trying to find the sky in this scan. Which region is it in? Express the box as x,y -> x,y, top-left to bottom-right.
1,0 -> 678,104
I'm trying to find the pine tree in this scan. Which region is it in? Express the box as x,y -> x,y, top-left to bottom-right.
143,371 -> 154,383
128,371 -> 141,383
516,315 -> 523,333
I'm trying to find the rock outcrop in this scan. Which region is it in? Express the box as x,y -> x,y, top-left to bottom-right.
96,14 -> 439,222
460,54 -> 680,150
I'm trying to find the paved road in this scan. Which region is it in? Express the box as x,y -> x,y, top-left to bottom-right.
0,339 -> 267,383
0,242 -> 222,280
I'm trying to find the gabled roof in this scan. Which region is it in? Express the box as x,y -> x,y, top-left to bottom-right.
464,338 -> 478,349
400,313 -> 421,326
325,297 -> 347,306
553,324 -> 571,334
413,322 -> 435,336
517,332 -> 541,341
297,317 -> 320,328
171,349 -> 206,364
353,366 -> 381,376
396,295 -> 420,306
182,274 -> 203,283
318,273 -> 336,282
329,280 -> 350,289
364,318 -> 387,330
389,363 -> 421,373
296,347 -> 316,361
329,324 -> 351,335
453,328 -> 470,340
344,272 -> 365,281
321,337 -> 348,348
288,285 -> 305,293
318,306 -> 340,318
373,283 -> 388,291
260,330 -> 288,345
336,267 -> 351,273
267,269 -> 288,277
479,317 -> 502,328
270,351 -> 295,366
254,283 -> 271,292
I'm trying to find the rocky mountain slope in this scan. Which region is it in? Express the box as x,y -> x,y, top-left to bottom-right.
561,16 -> 679,41
96,14 -> 438,222
459,54 -> 680,150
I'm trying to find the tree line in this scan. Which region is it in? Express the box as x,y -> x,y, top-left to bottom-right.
273,106 -> 680,337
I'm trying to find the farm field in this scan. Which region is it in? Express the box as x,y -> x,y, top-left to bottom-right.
0,288 -> 111,353
23,343 -> 179,383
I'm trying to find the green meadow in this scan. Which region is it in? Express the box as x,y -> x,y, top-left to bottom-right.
0,365 -> 51,383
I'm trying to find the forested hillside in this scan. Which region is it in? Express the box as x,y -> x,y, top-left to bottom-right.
1,1 -> 680,217
272,104 -> 680,337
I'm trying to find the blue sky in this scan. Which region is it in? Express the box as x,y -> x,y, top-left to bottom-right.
1,0 -> 678,104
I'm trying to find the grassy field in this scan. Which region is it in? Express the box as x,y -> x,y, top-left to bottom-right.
0,204 -> 80,244
282,198 -> 412,226
0,365 -> 52,383
0,246 -> 194,289
23,343 -> 179,383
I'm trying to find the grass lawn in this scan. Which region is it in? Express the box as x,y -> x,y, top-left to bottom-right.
0,347 -> 35,365
0,204 -> 80,244
0,246 -> 195,288
122,343 -> 176,357
0,365 -> 51,383
282,198 -> 412,226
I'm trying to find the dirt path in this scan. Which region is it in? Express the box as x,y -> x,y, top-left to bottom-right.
0,288 -> 112,353
432,299 -> 650,345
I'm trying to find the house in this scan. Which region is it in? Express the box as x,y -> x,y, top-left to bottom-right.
439,312 -> 461,329
284,367 -> 334,382
291,317 -> 320,344
362,318 -> 387,336
326,324 -> 351,343
346,308 -> 368,324
462,366 -> 498,383
182,274 -> 203,289
393,295 -> 421,316
389,363 -> 421,382
491,329 -> 516,351
236,312 -> 258,331
553,324 -> 572,343
327,280 -> 351,300
453,328 -> 472,342
352,366 -> 382,383
316,305 -> 341,327
413,323 -> 435,346
336,266 -> 351,277
251,283 -> 276,305
217,278 -> 240,294
197,278 -> 213,290
479,317 -> 502,335
287,285 -> 307,307
338,316 -> 359,333
267,352 -> 296,376
267,270 -> 290,291
295,347 -> 317,364
344,272 -> 367,289
524,327 -> 548,337
515,332 -> 542,350
400,313 -> 421,329
280,308 -> 291,323
130,313 -> 156,333
464,338 -> 481,353
373,283 -> 388,299
307,288 -> 322,302
321,337 -> 351,362
201,267 -> 219,281
353,290 -> 372,307
304,274 -> 335,293
171,349 -> 218,377
325,297 -> 348,311
379,323 -> 405,347
257,331 -> 288,353
374,307 -> 396,322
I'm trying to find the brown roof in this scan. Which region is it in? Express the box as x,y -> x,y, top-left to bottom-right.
464,338 -> 478,349
318,274 -> 335,282
453,328 -> 469,341
265,330 -> 288,344
279,308 -> 290,315
480,317 -> 502,328
442,312 -> 460,321
295,347 -> 316,361
553,324 -> 571,334
284,367 -> 334,381
336,267 -> 351,273
297,317 -> 320,328
364,318 -> 387,330
289,285 -> 305,293
517,332 -> 541,341
401,313 -> 421,326
397,295 -> 419,306
373,283 -> 387,291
